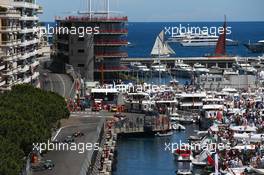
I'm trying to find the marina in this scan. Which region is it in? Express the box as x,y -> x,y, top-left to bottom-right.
0,0 -> 264,175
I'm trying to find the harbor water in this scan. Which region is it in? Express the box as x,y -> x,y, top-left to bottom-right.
113,125 -> 199,175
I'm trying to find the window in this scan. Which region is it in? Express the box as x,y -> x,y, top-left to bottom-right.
78,49 -> 85,53
215,77 -> 222,82
208,77 -> 214,82
78,37 -> 85,41
78,64 -> 85,67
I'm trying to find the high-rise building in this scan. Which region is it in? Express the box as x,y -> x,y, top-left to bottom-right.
54,0 -> 128,83
0,0 -> 42,91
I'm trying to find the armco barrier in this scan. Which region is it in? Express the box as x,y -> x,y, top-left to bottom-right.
79,118 -> 105,175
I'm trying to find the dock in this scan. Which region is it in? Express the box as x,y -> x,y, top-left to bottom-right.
121,56 -> 259,69
113,113 -> 171,137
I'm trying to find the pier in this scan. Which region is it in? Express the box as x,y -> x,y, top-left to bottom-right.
121,56 -> 259,69
112,113 -> 171,137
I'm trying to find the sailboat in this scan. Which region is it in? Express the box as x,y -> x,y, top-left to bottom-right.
151,30 -> 175,57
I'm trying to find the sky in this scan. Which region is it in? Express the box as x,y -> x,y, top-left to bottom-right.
38,0 -> 264,22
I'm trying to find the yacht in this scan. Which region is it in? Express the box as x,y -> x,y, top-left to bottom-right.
244,40 -> 264,53
130,62 -> 150,72
178,92 -> 207,111
233,62 -> 257,75
167,33 -> 188,43
171,60 -> 193,78
179,33 -> 238,47
124,92 -> 155,112
151,61 -> 167,73
199,97 -> 225,130
151,30 -> 175,57
193,63 -> 209,75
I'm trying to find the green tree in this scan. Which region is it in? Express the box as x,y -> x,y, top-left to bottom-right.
0,84 -> 70,172
0,136 -> 24,175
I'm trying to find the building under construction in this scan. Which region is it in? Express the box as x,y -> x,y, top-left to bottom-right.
54,0 -> 128,83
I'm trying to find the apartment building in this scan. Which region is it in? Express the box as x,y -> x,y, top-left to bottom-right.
0,0 -> 42,91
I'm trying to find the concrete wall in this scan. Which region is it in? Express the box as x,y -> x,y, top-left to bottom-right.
0,0 -> 11,7
199,75 -> 257,90
68,34 -> 94,81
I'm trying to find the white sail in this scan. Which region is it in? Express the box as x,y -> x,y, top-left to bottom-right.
151,30 -> 175,57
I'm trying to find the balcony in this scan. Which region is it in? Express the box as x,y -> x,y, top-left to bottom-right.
19,50 -> 37,60
20,15 -> 39,21
95,39 -> 128,46
20,39 -> 39,47
30,60 -> 40,68
31,72 -> 40,80
99,29 -> 128,35
95,52 -> 128,58
15,78 -> 21,84
23,76 -> 32,83
0,26 -> 21,33
0,79 -> 6,87
0,40 -> 21,47
20,27 -> 38,34
2,69 -> 13,76
0,64 -> 6,71
13,1 -> 40,9
2,54 -> 14,61
37,6 -> 44,14
18,65 -> 30,73
0,11 -> 20,19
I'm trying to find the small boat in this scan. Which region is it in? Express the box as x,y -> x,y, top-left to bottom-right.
191,150 -> 209,168
151,61 -> 167,73
171,123 -> 186,131
171,114 -> 195,125
176,170 -> 192,175
176,161 -> 193,175
127,41 -> 135,47
130,62 -> 150,72
174,148 -> 193,162
250,166 -> 264,174
193,63 -> 210,75
155,130 -> 173,137
209,66 -> 223,75
244,40 -> 264,53
171,60 -> 193,78
170,79 -> 179,86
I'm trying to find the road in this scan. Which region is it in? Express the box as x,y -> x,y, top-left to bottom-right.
38,57 -> 75,98
32,116 -> 104,175
43,73 -> 74,98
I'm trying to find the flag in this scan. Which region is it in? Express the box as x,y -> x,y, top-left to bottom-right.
215,153 -> 219,174
216,111 -> 223,121
207,155 -> 215,166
